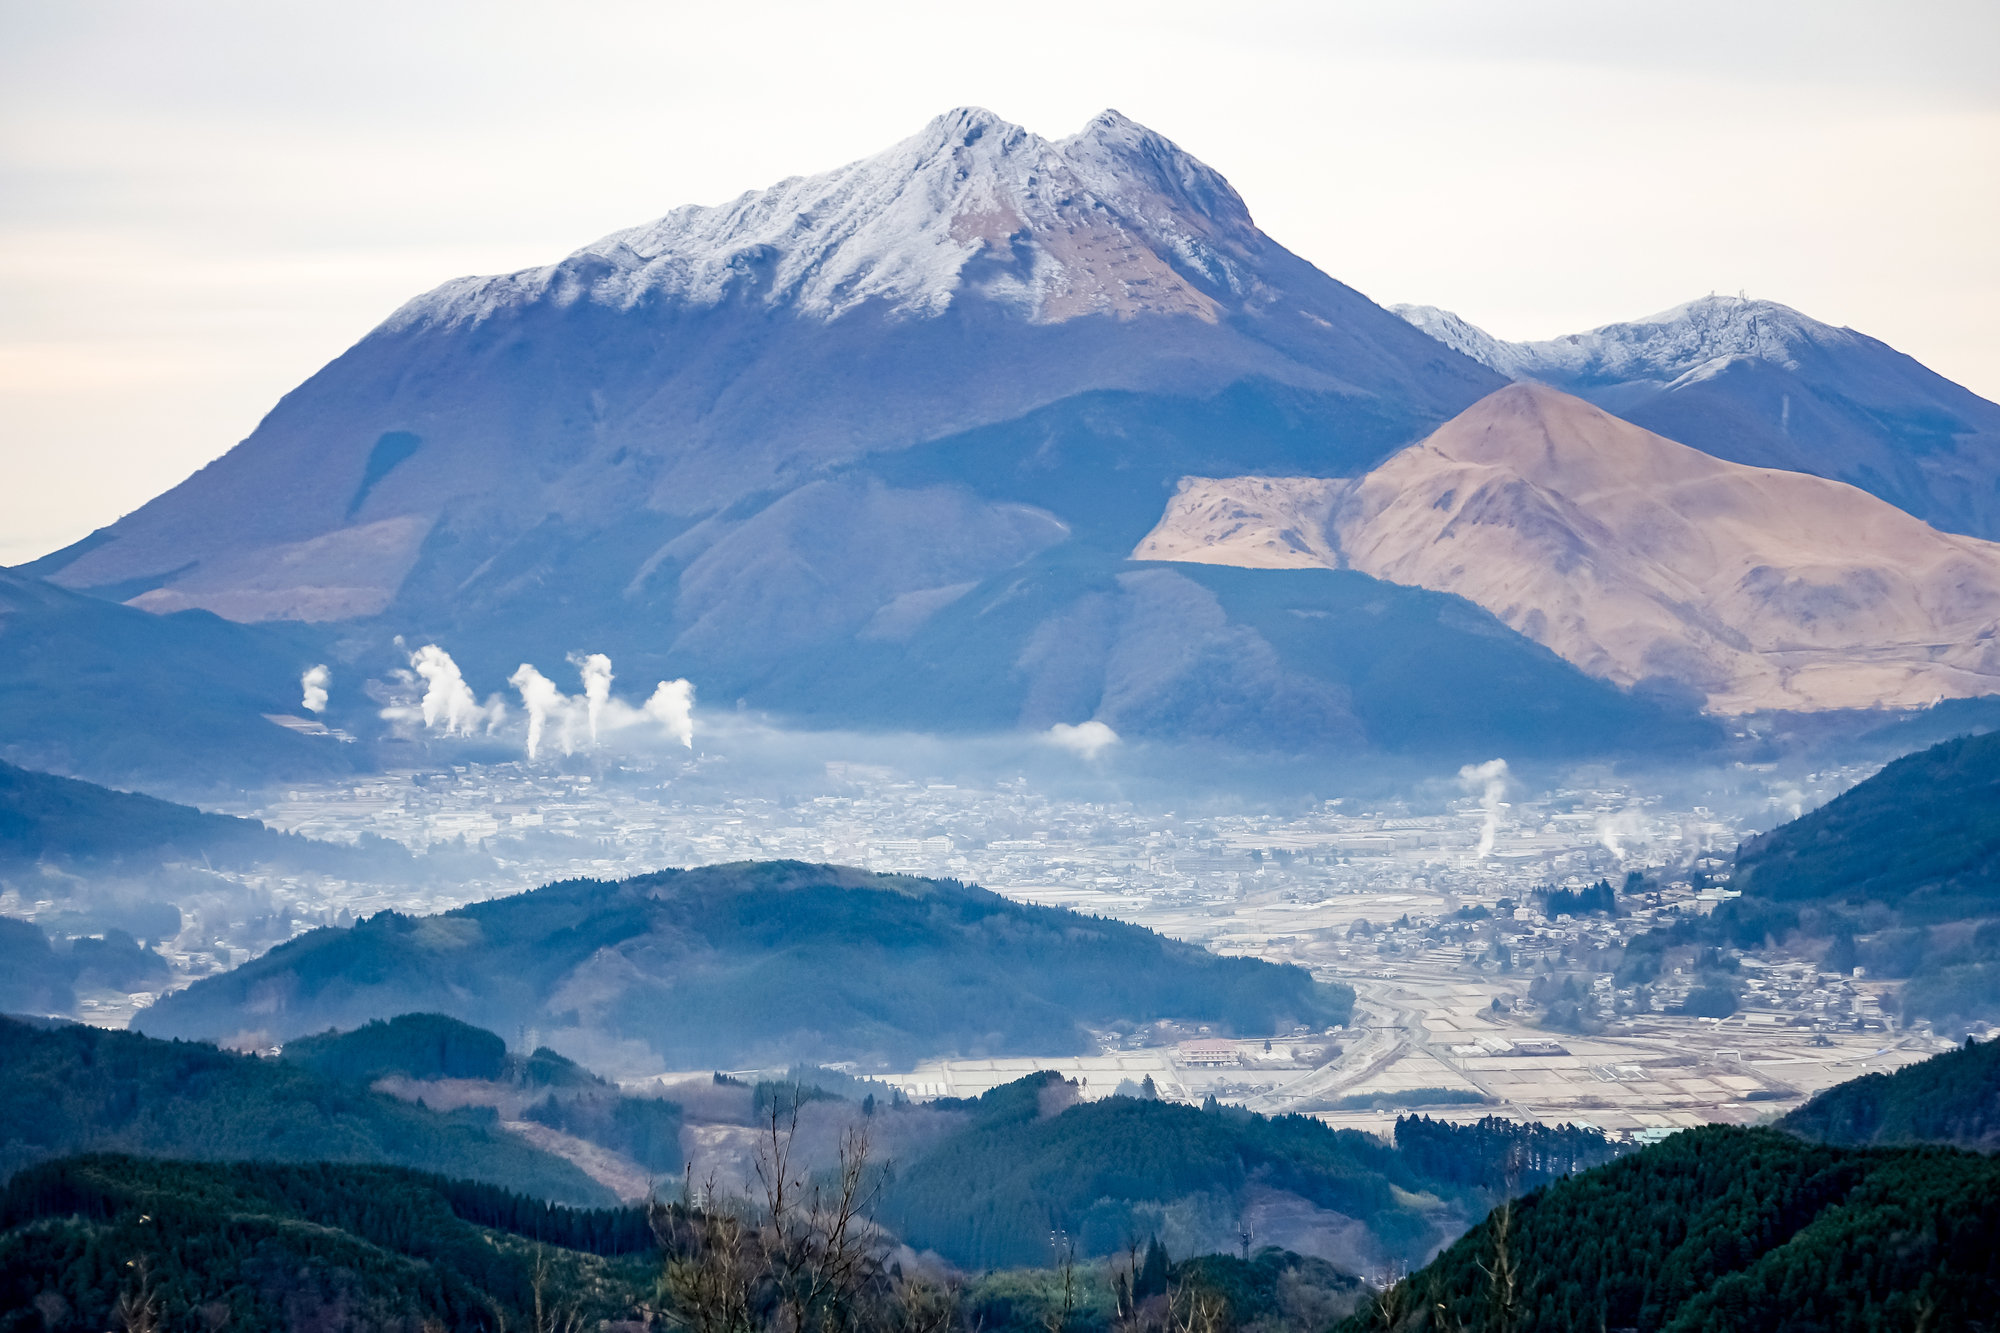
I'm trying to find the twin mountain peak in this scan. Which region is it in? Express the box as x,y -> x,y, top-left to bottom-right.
21,107 -> 2000,747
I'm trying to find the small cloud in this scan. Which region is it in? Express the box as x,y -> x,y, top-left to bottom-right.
1045,721 -> 1119,760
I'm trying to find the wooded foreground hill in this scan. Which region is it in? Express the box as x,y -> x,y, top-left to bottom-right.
0,1154 -> 654,1333
1779,1033 -> 2000,1151
0,1015 -> 611,1205
1339,1037 -> 2000,1332
1338,1125 -> 1999,1333
1633,730 -> 2000,1031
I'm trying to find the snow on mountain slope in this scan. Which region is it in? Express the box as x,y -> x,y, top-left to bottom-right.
32,107 -> 1500,652
1391,296 -> 2000,540
1134,384 -> 2000,713
400,108 -> 1251,330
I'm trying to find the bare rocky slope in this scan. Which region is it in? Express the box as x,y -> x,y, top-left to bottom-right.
1136,383 -> 2000,713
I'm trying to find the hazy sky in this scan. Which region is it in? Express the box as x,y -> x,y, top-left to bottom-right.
3,0 -> 1996,566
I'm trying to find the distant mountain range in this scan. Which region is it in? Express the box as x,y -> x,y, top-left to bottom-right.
23,110 -> 1497,655
6,109 -> 1999,780
1395,295 -> 2000,541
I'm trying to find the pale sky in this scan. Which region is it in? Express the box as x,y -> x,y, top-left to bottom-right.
3,0 -> 1996,566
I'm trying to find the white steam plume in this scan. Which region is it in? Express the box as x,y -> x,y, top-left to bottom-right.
1457,758 -> 1510,859
509,653 -> 698,758
301,664 -> 330,714
1595,810 -> 1645,859
644,678 -> 696,748
509,664 -> 572,759
410,644 -> 502,736
1045,720 -> 1120,760
572,652 -> 613,743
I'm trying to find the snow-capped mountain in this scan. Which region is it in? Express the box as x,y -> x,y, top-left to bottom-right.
1392,296 -> 2000,540
31,108 -> 1498,631
28,108 -> 1660,762
407,108 -> 1259,330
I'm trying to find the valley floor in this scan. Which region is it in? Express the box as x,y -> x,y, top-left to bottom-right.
13,750 -> 1955,1145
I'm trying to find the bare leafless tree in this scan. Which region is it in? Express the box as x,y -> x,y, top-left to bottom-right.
1110,1236 -> 1143,1331
114,1257 -> 162,1333
1474,1144 -> 1524,1333
1164,1275 -> 1226,1333
1360,1278 -> 1416,1333
1041,1235 -> 1078,1333
531,1245 -> 586,1333
655,1168 -> 760,1333
885,1271 -> 961,1333
757,1089 -> 885,1333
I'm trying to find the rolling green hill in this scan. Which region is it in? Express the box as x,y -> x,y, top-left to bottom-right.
0,1016 -> 612,1205
135,861 -> 1355,1069
1337,1124 -> 2000,1333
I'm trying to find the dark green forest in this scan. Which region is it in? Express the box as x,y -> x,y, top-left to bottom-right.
1779,1034 -> 2000,1150
1734,731 -> 2000,916
0,1152 -> 1373,1333
0,1016 -> 612,1205
283,1010 -> 520,1083
1336,1125 -> 2000,1333
0,1154 -> 655,1333
137,860 -> 1355,1066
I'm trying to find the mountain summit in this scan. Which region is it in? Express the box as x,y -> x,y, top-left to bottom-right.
5,108 -> 1599,762
396,107 -> 1260,331
1394,295 -> 2000,540
32,107 -> 1497,644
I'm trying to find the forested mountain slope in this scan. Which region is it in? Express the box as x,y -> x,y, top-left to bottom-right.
1337,1125 -> 2000,1332
875,1072 -> 1618,1269
0,1155 -> 654,1332
0,1016 -> 612,1205
1735,730 -> 2000,916
1780,1035 -> 2000,1151
1642,731 -> 2000,1031
135,861 -> 1354,1069
0,569 -> 352,793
